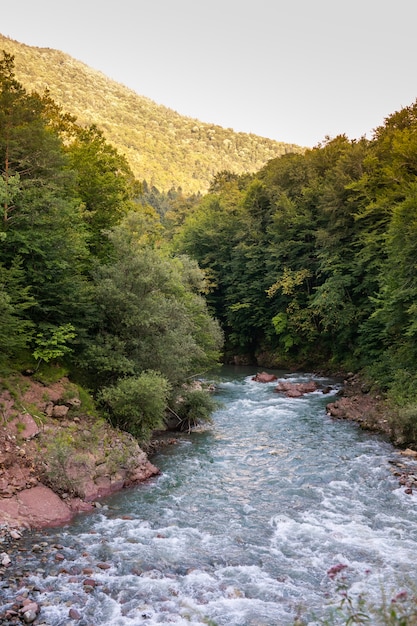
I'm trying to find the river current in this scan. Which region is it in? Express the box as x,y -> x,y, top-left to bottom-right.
2,367 -> 417,625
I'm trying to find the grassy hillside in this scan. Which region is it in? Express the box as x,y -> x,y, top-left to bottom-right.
0,33 -> 304,194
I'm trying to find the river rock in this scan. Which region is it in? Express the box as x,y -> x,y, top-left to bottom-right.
22,609 -> 38,623
83,577 -> 97,588
252,372 -> 278,383
19,600 -> 40,624
274,380 -> 318,397
69,607 -> 82,620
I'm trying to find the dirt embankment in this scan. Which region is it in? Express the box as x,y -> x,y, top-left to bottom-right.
0,374 -> 159,530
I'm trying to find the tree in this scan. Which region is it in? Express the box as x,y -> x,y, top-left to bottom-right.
66,124 -> 136,256
79,212 -> 223,392
0,260 -> 34,365
0,52 -> 93,353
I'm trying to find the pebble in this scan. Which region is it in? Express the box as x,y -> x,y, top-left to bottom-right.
32,544 -> 43,553
69,607 -> 82,620
20,601 -> 39,614
22,609 -> 38,623
9,530 -> 22,540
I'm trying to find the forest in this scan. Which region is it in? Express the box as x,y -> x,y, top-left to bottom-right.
0,52 -> 223,441
0,33 -> 302,195
2,49 -> 417,445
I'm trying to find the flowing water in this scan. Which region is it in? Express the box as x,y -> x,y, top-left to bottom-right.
2,367 -> 417,625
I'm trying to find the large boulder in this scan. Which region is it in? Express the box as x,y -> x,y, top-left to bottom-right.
0,485 -> 73,528
252,372 -> 278,383
274,380 -> 319,397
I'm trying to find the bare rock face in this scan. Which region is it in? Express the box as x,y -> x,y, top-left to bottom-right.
0,485 -> 73,528
325,373 -> 392,438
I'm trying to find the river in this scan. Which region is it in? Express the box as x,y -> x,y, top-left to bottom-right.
2,367 -> 417,625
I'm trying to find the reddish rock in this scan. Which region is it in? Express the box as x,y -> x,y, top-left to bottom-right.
0,485 -> 74,528
325,374 -> 392,439
252,372 -> 278,383
274,380 -> 318,397
20,601 -> 39,614
52,405 -> 69,419
69,608 -> 82,620
19,600 -> 40,624
9,414 -> 40,440
67,498 -> 95,514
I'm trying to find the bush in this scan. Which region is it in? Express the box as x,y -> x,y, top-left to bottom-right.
388,369 -> 417,407
383,369 -> 417,446
390,403 -> 417,447
174,388 -> 219,432
98,371 -> 171,442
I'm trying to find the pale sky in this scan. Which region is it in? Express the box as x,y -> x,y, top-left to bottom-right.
1,0 -> 416,147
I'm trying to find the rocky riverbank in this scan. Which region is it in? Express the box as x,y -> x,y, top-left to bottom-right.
325,371 -> 417,495
0,374 -> 159,531
325,371 -> 392,437
253,370 -> 417,497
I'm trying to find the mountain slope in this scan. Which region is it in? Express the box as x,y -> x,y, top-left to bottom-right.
0,34 -> 304,194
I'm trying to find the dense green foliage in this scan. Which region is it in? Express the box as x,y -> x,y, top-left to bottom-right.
0,53 -> 223,441
98,371 -> 171,442
173,105 -> 417,442
3,45 -> 417,446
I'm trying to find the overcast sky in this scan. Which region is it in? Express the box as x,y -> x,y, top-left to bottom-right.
1,0 -> 416,147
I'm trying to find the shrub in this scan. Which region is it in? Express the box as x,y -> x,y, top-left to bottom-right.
42,431 -> 82,496
390,403 -> 417,447
174,388 -> 219,432
383,369 -> 417,446
98,370 -> 171,442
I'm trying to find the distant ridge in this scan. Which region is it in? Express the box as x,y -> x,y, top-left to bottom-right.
0,34 -> 304,194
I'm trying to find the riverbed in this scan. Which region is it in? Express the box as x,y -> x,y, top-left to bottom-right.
1,367 -> 417,625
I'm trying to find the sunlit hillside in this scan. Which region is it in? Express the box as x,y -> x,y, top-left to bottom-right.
0,34 -> 304,194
